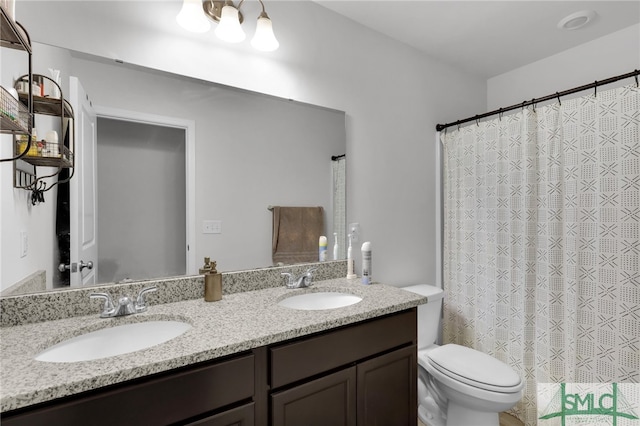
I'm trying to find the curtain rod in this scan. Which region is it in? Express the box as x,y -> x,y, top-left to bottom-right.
436,69 -> 640,132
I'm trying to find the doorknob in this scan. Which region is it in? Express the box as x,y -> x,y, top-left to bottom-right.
58,261 -> 93,273
79,260 -> 94,271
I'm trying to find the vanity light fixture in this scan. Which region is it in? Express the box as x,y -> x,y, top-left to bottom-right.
250,2 -> 279,51
176,0 -> 211,33
214,1 -> 246,42
177,0 -> 279,51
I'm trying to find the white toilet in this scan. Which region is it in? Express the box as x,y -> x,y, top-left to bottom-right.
403,284 -> 523,426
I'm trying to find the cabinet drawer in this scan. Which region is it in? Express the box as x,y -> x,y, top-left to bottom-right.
270,309 -> 416,389
2,354 -> 255,426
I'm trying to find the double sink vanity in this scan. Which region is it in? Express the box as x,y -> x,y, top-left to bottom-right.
0,261 -> 426,425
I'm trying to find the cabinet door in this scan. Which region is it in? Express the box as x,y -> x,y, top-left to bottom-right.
357,345 -> 417,426
271,367 -> 356,426
186,402 -> 254,426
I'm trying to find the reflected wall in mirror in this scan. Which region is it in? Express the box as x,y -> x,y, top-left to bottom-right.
0,42 -> 346,296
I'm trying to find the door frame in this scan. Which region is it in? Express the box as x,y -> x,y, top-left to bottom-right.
93,105 -> 197,275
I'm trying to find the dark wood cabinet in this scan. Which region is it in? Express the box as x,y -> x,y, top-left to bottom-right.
1,309 -> 417,426
187,402 -> 255,426
1,353 -> 255,426
271,367 -> 357,426
357,345 -> 417,426
269,309 -> 417,426
270,345 -> 417,426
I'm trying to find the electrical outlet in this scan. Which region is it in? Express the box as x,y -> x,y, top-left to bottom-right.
203,220 -> 222,234
20,231 -> 28,258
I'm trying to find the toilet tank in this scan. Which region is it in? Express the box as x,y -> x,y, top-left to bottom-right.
402,284 -> 444,350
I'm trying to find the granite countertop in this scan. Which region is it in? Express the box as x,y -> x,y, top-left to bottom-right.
0,278 -> 426,413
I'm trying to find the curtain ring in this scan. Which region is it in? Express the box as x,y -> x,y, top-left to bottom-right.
457,121 -> 461,131
556,92 -> 561,106
594,81 -> 598,97
532,98 -> 536,113
475,116 -> 480,127
521,101 -> 526,111
635,70 -> 639,87
498,108 -> 503,121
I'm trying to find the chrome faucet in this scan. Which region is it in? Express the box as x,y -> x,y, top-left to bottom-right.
282,268 -> 317,289
90,286 -> 158,318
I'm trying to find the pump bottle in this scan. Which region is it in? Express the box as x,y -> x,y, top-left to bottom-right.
346,234 -> 357,279
361,241 -> 371,285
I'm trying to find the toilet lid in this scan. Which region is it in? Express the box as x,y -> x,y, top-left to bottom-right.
427,344 -> 522,392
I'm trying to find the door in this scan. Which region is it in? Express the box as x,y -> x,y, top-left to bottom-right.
69,77 -> 97,287
271,367 -> 357,426
356,345 -> 417,426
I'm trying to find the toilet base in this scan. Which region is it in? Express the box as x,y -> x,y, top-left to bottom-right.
446,400 -> 499,426
418,396 -> 446,426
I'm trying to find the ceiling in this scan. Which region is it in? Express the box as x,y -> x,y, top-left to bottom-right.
315,1 -> 640,78
16,1 -> 640,80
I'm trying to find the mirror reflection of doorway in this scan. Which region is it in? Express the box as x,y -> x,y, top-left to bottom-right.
54,118 -> 187,287
96,118 -> 186,283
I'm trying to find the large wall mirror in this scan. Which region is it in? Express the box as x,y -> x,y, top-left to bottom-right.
1,39 -> 346,295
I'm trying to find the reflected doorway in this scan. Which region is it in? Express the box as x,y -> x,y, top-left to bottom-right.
96,118 -> 186,283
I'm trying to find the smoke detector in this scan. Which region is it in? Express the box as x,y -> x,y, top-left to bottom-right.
558,10 -> 597,30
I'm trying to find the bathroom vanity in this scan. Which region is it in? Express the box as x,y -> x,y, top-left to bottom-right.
0,274 -> 425,426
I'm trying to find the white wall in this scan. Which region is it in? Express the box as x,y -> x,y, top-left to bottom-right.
488,24 -> 640,109
10,0 -> 487,288
0,43 -> 72,290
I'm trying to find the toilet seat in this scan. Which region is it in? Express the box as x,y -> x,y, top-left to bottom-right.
425,344 -> 523,393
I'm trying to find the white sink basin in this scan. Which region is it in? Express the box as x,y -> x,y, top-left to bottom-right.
278,292 -> 362,310
35,320 -> 191,363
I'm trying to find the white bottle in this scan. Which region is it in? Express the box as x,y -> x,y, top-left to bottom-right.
346,234 -> 357,279
333,232 -> 339,261
319,236 -> 327,261
361,241 -> 371,285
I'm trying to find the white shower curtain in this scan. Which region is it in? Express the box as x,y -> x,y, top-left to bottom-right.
441,84 -> 639,425
332,156 -> 347,259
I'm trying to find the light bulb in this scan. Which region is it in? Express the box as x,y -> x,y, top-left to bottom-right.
215,5 -> 246,43
251,15 -> 279,52
176,0 -> 211,33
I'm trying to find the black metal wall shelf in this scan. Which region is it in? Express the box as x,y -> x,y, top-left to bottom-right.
0,4 -> 33,165
1,5 -> 75,202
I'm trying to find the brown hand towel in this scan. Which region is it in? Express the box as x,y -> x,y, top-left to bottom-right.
272,206 -> 324,265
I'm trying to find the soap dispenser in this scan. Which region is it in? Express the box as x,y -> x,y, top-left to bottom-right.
204,261 -> 222,302
199,257 -> 212,274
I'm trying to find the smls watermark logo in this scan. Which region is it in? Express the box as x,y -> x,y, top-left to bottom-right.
538,383 -> 640,425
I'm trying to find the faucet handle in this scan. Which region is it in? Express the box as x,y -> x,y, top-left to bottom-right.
303,268 -> 317,286
281,272 -> 294,287
135,286 -> 158,312
90,292 -> 115,317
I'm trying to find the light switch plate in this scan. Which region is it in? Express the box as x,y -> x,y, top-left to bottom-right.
348,223 -> 360,243
203,220 -> 222,234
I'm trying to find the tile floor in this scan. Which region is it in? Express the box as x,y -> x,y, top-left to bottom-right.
418,412 -> 524,426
